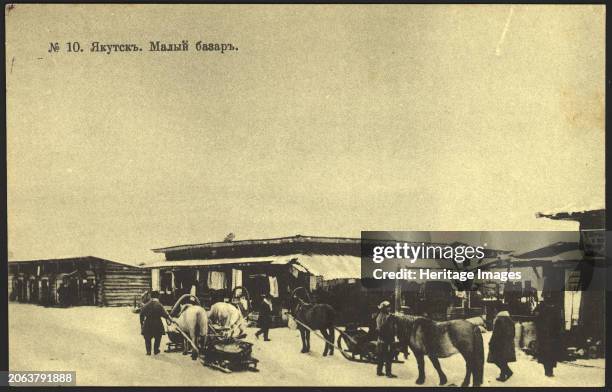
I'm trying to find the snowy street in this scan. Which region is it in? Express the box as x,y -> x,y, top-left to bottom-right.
8,304 -> 604,387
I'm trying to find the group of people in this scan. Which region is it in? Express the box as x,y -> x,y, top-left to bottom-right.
138,291 -> 275,356
372,295 -> 564,382
487,295 -> 564,381
140,290 -> 565,382
57,282 -> 78,307
57,280 -> 97,307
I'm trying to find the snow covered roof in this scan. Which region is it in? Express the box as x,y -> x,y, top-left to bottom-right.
151,235 -> 362,253
8,256 -> 142,269
498,242 -> 586,267
294,255 -> 362,280
536,202 -> 605,219
142,253 -> 361,280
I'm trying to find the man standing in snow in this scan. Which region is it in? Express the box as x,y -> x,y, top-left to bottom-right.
140,290 -> 173,355
487,303 -> 516,381
375,301 -> 397,378
255,294 -> 272,341
534,292 -> 564,377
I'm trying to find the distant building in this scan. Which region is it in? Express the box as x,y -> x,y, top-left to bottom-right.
8,256 -> 150,307
536,206 -> 605,344
536,206 -> 605,256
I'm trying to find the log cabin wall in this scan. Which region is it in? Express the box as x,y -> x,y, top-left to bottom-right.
8,257 -> 151,307
96,261 -> 106,306
101,261 -> 150,306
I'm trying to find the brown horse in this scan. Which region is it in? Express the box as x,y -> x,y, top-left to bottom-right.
395,314 -> 484,387
291,287 -> 336,356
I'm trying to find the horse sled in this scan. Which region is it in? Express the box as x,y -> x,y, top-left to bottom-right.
166,294 -> 259,373
202,333 -> 259,373
336,324 -> 403,364
289,287 -> 403,363
167,327 -> 259,373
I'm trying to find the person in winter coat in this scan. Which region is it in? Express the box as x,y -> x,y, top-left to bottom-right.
57,283 -> 67,307
375,301 -> 397,378
140,291 -> 173,355
255,294 -> 272,341
487,304 -> 516,381
534,294 -> 564,377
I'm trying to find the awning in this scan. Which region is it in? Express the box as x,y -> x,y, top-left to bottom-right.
141,256 -> 297,269
509,250 -> 585,264
292,255 -> 362,280
295,256 -> 460,281
513,242 -> 583,262
513,242 -> 582,260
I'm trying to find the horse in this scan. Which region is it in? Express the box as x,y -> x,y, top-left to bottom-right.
290,287 -> 336,356
208,302 -> 248,339
172,303 -> 209,360
169,293 -> 200,317
394,314 -> 484,387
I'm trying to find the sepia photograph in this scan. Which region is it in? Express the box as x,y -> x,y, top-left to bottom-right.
4,3 -> 606,388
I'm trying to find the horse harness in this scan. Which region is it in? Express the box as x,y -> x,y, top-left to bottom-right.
290,297 -> 313,324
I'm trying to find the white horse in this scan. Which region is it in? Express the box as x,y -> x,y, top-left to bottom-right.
208,302 -> 248,339
172,303 -> 209,360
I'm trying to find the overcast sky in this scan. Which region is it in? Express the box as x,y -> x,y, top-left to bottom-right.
6,5 -> 605,263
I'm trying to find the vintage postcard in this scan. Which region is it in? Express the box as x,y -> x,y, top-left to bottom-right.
5,4 -> 606,388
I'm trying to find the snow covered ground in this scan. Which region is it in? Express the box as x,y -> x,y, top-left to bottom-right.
8,303 -> 605,387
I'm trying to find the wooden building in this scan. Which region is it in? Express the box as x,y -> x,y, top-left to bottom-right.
8,256 -> 150,307
480,206 -> 605,353
144,236 -> 365,324
535,206 -> 606,346
486,241 -> 583,314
